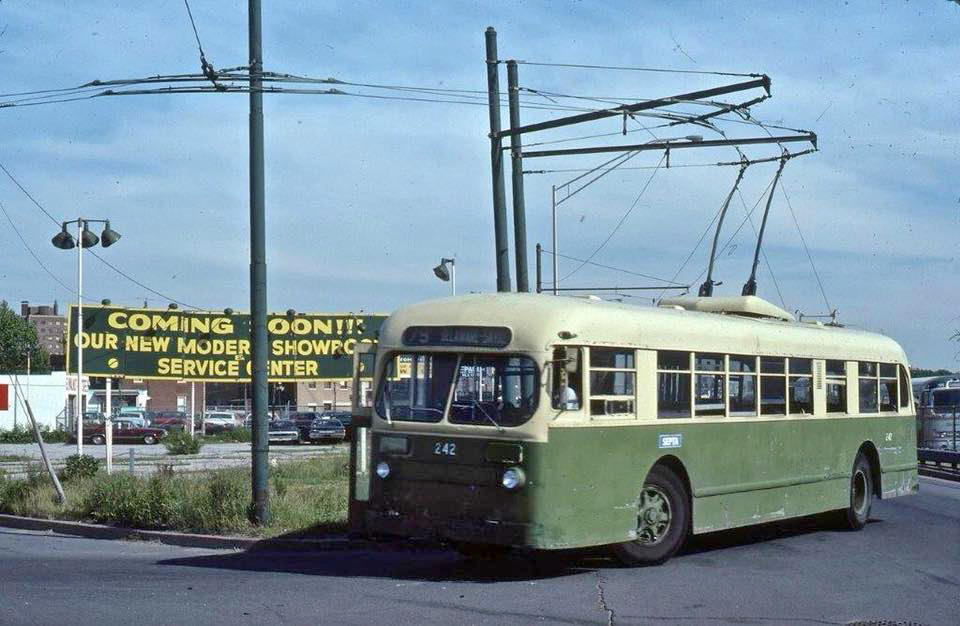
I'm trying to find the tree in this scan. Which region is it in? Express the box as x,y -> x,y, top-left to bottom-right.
0,301 -> 51,374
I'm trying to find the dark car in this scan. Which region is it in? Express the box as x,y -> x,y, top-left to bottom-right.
83,422 -> 167,445
319,410 -> 354,439
151,411 -> 189,431
308,417 -> 346,444
268,419 -> 300,445
289,411 -> 322,442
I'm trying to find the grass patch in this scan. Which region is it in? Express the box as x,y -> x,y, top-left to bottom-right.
0,454 -> 31,462
0,426 -> 71,444
202,428 -> 252,444
0,453 -> 349,537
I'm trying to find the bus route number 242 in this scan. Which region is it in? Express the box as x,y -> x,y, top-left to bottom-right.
434,442 -> 457,456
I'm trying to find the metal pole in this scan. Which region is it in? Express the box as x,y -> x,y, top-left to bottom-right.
190,381 -> 195,438
484,27 -> 512,293
11,377 -> 65,503
743,158 -> 787,296
506,60 -> 529,292
105,377 -> 113,474
535,243 -> 542,293
76,219 -> 84,457
551,185 -> 558,295
450,260 -> 456,296
249,0 -> 270,525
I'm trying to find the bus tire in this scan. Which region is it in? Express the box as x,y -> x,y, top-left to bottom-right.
842,452 -> 873,530
613,465 -> 689,566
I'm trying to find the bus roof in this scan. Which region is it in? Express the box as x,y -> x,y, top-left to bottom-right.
379,293 -> 909,364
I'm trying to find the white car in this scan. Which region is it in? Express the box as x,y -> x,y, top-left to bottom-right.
202,412 -> 237,431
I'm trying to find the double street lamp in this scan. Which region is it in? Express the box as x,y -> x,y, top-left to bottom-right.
52,218 -> 121,456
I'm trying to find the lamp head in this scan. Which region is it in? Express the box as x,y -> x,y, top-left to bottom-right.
100,221 -> 121,247
80,222 -> 100,248
51,224 -> 76,249
433,263 -> 450,282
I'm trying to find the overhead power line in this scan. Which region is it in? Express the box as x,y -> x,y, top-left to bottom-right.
0,200 -> 86,298
513,60 -> 761,78
0,161 -> 199,309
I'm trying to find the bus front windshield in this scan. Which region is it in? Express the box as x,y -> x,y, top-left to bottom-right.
932,389 -> 960,409
375,353 -> 540,427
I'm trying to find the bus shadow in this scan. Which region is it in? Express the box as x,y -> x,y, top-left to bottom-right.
679,512 -> 883,558
158,515 -> 881,581
157,527 -> 601,583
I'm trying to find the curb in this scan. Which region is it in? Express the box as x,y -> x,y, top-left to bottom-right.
0,513 -> 387,552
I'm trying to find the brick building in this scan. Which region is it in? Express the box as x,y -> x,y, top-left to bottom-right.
20,301 -> 66,370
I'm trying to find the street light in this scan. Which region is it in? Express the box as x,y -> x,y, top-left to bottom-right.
433,257 -> 456,295
52,218 -> 121,456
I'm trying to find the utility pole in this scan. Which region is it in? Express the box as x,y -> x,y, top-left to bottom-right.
249,0 -> 270,525
506,60 -> 529,292
484,27 -> 512,293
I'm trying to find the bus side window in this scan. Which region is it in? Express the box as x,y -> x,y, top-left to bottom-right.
552,347 -> 582,410
898,366 -> 910,409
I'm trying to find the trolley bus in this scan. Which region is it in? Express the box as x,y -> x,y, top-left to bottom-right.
354,293 -> 918,564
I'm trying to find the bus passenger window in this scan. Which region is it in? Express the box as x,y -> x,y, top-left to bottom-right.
589,348 -> 636,417
694,353 -> 724,416
551,347 -> 582,410
658,351 -> 691,418
788,358 -> 813,415
879,363 -> 897,412
858,362 -> 879,413
729,355 -> 757,416
760,357 -> 786,415
825,360 -> 846,414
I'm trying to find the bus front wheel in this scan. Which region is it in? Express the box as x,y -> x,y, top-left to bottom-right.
614,465 -> 689,566
841,452 -> 873,530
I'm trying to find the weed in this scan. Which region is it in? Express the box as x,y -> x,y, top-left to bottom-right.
163,431 -> 203,455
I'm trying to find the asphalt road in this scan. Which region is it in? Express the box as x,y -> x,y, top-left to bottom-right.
1,477 -> 957,626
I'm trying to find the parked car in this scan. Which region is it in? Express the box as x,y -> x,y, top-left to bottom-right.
112,415 -> 148,429
82,411 -> 104,423
308,417 -> 346,443
319,410 -> 354,438
289,411 -> 323,442
202,412 -> 237,433
151,411 -> 189,431
83,422 -> 167,445
268,419 -> 300,445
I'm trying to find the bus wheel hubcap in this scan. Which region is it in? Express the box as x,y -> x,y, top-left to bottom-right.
637,486 -> 671,545
853,470 -> 867,514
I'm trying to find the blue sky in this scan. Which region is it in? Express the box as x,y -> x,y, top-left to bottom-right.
1,1 -> 958,367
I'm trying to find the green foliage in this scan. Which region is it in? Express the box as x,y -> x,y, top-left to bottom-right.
0,454 -> 350,537
0,301 -> 51,374
202,428 -> 252,443
163,431 -> 203,455
82,474 -> 173,528
60,454 -> 100,482
911,367 -> 958,378
0,425 -> 71,444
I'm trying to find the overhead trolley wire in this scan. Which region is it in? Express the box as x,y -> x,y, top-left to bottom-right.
541,248 -> 685,285
559,153 -> 666,283
513,60 -> 762,78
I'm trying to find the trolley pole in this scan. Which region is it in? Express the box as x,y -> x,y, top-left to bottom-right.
484,27 -> 512,293
249,0 -> 270,525
506,59 -> 529,292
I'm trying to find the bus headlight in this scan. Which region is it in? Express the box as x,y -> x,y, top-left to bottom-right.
375,461 -> 391,479
501,467 -> 526,491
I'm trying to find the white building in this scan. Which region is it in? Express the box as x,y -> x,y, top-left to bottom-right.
0,372 -> 69,430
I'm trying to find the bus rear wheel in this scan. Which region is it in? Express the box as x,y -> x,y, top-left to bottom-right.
613,465 -> 689,566
841,452 -> 873,530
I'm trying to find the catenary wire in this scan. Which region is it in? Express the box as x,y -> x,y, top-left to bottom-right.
541,249 -> 684,285
558,153 -> 666,283
780,182 -> 832,312
0,200 -> 86,298
0,161 -> 200,309
512,60 -> 761,78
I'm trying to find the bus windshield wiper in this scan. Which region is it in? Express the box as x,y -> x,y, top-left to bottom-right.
467,398 -> 504,433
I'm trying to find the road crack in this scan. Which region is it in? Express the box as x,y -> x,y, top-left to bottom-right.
595,570 -> 616,626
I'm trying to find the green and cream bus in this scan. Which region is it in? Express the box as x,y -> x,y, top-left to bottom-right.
353,293 -> 918,564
